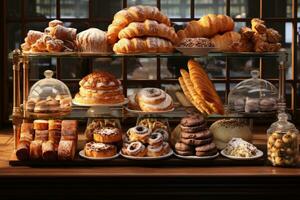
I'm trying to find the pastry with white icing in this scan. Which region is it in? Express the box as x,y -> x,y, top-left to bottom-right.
223,138 -> 258,158
76,28 -> 109,53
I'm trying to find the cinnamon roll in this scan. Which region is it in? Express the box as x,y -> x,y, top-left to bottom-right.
148,132 -> 163,147
136,88 -> 173,112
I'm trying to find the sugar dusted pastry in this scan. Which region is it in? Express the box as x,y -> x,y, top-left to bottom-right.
76,28 -> 109,53
223,138 -> 258,158
84,142 -> 117,158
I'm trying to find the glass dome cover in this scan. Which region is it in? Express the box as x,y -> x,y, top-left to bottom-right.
26,70 -> 72,114
228,70 -> 278,113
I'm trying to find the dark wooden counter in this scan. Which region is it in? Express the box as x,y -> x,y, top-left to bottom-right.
0,128 -> 299,199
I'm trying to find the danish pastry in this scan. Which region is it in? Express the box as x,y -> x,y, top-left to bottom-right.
125,141 -> 147,157
84,142 -> 117,158
93,127 -> 122,143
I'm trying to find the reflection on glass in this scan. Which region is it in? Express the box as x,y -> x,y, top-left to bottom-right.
29,58 -> 56,79
25,22 -> 48,33
127,58 -> 157,80
61,0 -> 89,18
93,58 -> 123,79
93,0 -> 122,19
61,58 -> 89,79
7,0 -> 21,18
161,0 -> 190,18
263,0 -> 289,18
26,0 -> 56,18
127,0 -> 156,7
228,58 -> 258,78
214,83 -> 226,103
195,0 -> 225,18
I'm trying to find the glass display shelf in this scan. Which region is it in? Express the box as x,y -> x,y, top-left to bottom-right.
8,50 -> 288,60
10,106 -> 278,121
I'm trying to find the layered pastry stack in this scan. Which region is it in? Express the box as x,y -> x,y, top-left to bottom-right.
179,59 -> 224,115
21,20 -> 77,53
74,71 -> 125,105
128,88 -> 174,112
107,5 -> 177,54
84,121 -> 122,158
122,124 -> 170,157
16,120 -> 77,161
175,114 -> 217,157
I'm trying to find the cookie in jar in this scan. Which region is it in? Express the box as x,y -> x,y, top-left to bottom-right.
267,113 -> 299,167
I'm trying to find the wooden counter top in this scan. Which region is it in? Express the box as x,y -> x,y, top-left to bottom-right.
0,127 -> 299,177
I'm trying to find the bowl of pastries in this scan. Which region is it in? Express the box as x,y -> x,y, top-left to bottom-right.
127,88 -> 174,114
26,70 -> 72,117
176,38 -> 216,55
73,71 -> 127,106
121,123 -> 172,160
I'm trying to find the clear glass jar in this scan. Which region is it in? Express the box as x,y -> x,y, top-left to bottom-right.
267,113 -> 299,167
228,70 -> 278,113
26,70 -> 72,115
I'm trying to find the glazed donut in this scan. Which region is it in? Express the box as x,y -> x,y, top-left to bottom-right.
136,88 -> 173,112
148,132 -> 163,147
93,127 -> 122,143
128,126 -> 150,144
153,128 -> 169,141
147,144 -> 165,157
126,141 -> 147,157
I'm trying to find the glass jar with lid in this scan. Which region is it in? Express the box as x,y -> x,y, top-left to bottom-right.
228,70 -> 278,113
26,70 -> 72,116
267,113 -> 299,167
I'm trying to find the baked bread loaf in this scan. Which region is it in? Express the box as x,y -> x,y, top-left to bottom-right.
58,140 -> 76,160
74,71 -> 125,105
209,119 -> 252,150
135,88 -> 174,112
42,140 -> 56,161
118,19 -> 178,44
30,140 -> 43,160
76,28 -> 109,53
113,37 -> 173,54
107,5 -> 171,44
211,31 -> 241,51
177,14 -> 234,41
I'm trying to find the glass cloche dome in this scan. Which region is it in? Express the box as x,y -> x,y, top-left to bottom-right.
26,70 -> 72,115
228,70 -> 278,113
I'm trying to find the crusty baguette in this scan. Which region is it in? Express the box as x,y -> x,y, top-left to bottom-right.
177,14 -> 234,41
107,5 -> 171,44
113,37 -> 173,54
118,19 -> 178,44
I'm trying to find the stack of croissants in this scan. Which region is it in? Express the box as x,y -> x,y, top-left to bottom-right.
21,5 -> 282,54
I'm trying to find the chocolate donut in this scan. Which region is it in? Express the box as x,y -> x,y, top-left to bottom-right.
175,149 -> 194,156
181,129 -> 212,139
195,148 -> 218,157
195,142 -> 216,152
180,122 -> 207,133
180,114 -> 205,127
175,142 -> 193,151
180,137 -> 212,146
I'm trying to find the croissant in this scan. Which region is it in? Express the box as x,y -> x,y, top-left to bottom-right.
46,39 -> 64,52
211,31 -> 241,51
113,37 -> 173,54
49,25 -> 77,41
107,5 -> 171,44
266,28 -> 281,43
177,14 -> 234,41
76,28 -> 108,52
118,19 -> 178,44
49,19 -> 63,27
188,60 -> 224,114
26,30 -> 44,45
251,18 -> 267,34
231,38 -> 253,52
240,27 -> 254,39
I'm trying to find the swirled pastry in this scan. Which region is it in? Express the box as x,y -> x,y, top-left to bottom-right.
76,28 -> 109,52
74,71 -> 125,105
113,37 -> 173,54
136,88 -> 174,112
118,19 -> 178,44
107,5 -> 171,44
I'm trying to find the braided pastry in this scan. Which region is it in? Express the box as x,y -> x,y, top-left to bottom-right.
113,37 -> 173,54
107,5 -> 171,44
118,19 -> 178,44
177,14 -> 234,41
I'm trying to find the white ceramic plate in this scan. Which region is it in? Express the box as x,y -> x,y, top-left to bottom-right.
72,98 -> 128,107
79,150 -> 120,160
125,107 -> 174,114
220,149 -> 264,160
174,152 -> 219,160
176,47 -> 217,55
120,149 -> 173,160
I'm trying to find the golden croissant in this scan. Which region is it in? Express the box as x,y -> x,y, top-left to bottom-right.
107,5 -> 171,44
113,37 -> 173,54
118,19 -> 178,44
211,31 -> 241,52
177,14 -> 234,41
